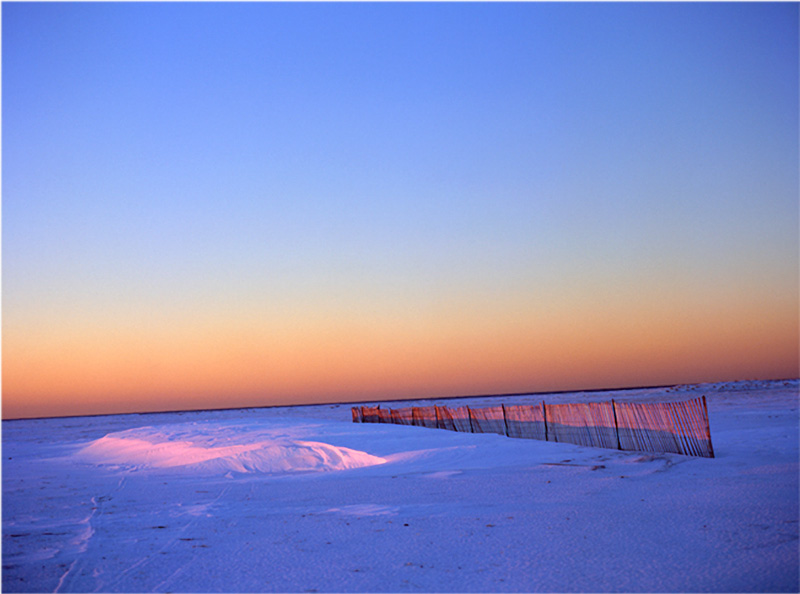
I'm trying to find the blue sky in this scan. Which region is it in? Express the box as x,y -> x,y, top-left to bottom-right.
3,2 -> 798,418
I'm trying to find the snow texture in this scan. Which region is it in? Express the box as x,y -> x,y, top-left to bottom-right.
2,380 -> 798,592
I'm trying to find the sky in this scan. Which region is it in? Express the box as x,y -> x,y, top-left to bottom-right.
2,2 -> 798,420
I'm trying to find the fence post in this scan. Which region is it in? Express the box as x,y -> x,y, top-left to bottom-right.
611,399 -> 621,450
702,395 -> 715,458
501,404 -> 510,437
542,401 -> 548,442
467,407 -> 475,433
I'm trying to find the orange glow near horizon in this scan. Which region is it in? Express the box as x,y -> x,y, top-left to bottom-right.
4,283 -> 797,419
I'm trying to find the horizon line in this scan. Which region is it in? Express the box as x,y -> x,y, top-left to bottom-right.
3,377 -> 797,423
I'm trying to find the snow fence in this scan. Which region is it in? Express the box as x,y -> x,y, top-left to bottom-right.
352,396 -> 714,458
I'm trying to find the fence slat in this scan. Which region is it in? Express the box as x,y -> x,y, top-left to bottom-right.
437,406 -> 472,432
544,402 -> 618,449
469,406 -> 506,436
504,404 -> 547,440
412,406 -> 438,429
360,406 -> 381,424
391,407 -> 414,426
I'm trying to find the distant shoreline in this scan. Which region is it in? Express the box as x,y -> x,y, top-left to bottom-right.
4,378 -> 797,423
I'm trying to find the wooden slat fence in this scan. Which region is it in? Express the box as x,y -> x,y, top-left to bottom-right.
353,396 -> 714,458
360,406 -> 381,424
436,405 -> 472,432
469,405 -> 506,436
391,407 -> 414,426
545,401 -> 619,450
412,406 -> 438,429
504,404 -> 547,441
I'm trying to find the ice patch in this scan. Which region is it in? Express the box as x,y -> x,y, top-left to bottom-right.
74,423 -> 387,475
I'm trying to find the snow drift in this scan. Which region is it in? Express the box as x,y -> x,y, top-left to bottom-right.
74,423 -> 387,475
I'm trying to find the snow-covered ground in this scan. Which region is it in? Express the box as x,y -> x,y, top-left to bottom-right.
2,380 -> 798,592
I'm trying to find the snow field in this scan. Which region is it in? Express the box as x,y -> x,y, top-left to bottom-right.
2,380 -> 798,592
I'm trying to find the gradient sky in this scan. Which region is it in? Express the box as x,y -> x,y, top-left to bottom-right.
3,2 -> 798,419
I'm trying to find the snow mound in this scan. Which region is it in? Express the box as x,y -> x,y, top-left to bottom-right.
74,423 -> 387,475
